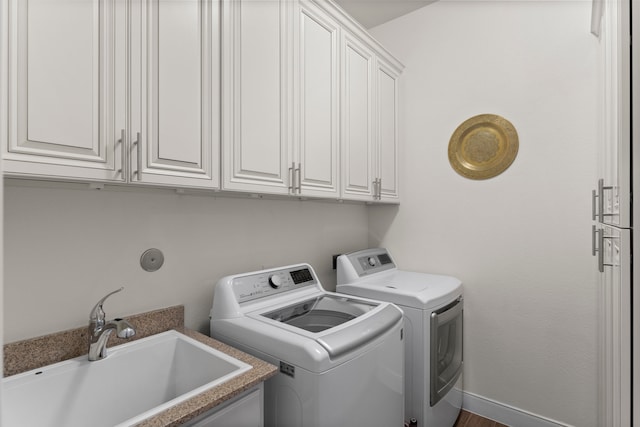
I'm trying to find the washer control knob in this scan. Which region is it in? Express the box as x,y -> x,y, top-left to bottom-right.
368,257 -> 377,267
268,274 -> 283,289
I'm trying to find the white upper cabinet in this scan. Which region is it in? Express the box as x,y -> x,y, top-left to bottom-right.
294,0 -> 340,198
2,0 -> 402,203
341,33 -> 376,201
222,0 -> 340,198
293,1 -> 340,198
3,0 -> 220,188
221,0 -> 292,195
376,59 -> 400,201
130,0 -> 219,188
340,30 -> 403,203
2,0 -> 125,181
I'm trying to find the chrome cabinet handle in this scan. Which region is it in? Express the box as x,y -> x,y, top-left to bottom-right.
288,162 -> 295,194
592,189 -> 597,221
117,129 -> 126,178
295,163 -> 302,194
132,132 -> 141,181
598,179 -> 605,223
373,178 -> 382,200
598,227 -> 605,273
592,225 -> 606,273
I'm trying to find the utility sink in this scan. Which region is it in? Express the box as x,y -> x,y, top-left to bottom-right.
2,330 -> 252,427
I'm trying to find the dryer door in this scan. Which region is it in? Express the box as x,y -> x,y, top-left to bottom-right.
430,297 -> 463,406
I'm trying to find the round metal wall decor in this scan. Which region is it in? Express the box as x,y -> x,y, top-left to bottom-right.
448,114 -> 519,180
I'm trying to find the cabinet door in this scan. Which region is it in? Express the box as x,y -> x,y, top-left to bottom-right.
3,0 -> 124,181
597,225 -> 631,427
294,1 -> 340,198
130,0 -> 219,188
376,59 -> 400,202
222,0 -> 292,194
341,33 -> 375,201
598,0 -> 631,227
186,385 -> 263,427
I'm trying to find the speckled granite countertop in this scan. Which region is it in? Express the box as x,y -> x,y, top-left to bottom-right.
3,305 -> 278,427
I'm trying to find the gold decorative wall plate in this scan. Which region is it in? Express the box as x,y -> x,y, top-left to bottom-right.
448,114 -> 519,180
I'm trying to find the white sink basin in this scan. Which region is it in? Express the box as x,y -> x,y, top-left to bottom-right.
2,330 -> 251,427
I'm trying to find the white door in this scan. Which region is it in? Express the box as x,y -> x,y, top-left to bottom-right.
221,0 -> 292,194
341,32 -> 375,201
294,1 -> 340,198
3,0 -> 125,181
376,59 -> 400,202
130,0 -> 219,188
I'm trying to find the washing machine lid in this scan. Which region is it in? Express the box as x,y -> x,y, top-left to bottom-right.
337,270 -> 462,310
255,294 -> 402,359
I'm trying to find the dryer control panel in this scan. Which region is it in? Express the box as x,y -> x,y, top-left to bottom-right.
341,248 -> 397,278
232,265 -> 318,303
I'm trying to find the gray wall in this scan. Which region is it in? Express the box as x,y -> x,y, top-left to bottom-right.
4,181 -> 369,342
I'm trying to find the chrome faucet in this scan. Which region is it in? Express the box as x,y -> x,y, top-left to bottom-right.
88,287 -> 136,361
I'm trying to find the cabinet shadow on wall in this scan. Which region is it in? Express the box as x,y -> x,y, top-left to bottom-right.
367,204 -> 400,246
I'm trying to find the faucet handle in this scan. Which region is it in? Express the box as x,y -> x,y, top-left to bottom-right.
89,287 -> 125,323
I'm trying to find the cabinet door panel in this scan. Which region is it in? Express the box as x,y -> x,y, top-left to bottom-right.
598,225 -> 631,427
135,0 -> 218,187
157,1 -> 202,165
4,0 -> 122,180
341,35 -> 374,200
27,0 -> 96,150
599,0 -> 631,227
222,0 -> 290,193
377,62 -> 399,200
240,2 -> 282,176
297,4 -> 339,196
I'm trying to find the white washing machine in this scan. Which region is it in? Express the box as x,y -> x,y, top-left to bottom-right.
210,263 -> 405,427
337,248 -> 463,427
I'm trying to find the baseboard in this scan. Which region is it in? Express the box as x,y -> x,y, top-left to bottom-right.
462,391 -> 573,427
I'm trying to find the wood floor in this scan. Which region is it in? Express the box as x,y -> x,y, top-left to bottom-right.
453,410 -> 509,427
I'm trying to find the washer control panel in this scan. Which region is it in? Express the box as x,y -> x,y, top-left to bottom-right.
232,266 -> 317,303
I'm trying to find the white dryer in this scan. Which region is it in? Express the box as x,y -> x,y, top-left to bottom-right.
210,263 -> 405,427
337,248 -> 463,427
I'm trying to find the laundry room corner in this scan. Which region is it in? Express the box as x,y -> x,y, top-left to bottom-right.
369,0 -> 599,426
